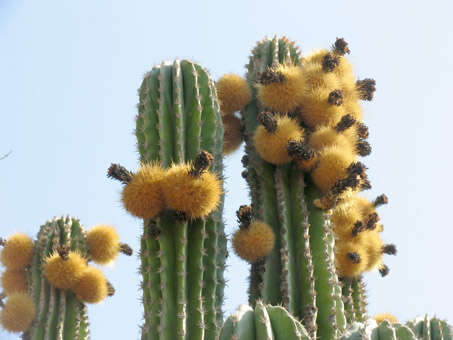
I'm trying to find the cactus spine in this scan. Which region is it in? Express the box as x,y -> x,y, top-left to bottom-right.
128,60 -> 226,340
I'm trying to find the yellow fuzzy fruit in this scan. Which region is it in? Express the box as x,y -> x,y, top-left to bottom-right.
0,293 -> 36,333
232,221 -> 275,263
44,251 -> 87,290
216,74 -> 252,115
121,163 -> 166,219
256,65 -> 305,113
0,269 -> 28,295
363,230 -> 384,271
295,154 -> 319,173
311,146 -> 357,192
74,267 -> 108,304
0,233 -> 34,270
309,125 -> 355,154
222,113 -> 244,155
85,225 -> 120,265
331,205 -> 362,241
374,313 -> 398,325
254,116 -> 305,165
335,241 -> 368,278
161,163 -> 222,219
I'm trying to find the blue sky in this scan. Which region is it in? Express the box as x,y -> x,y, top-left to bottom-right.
1,1 -> 453,339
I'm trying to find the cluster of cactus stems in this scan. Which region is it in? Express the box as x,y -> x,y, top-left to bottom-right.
2,37 -> 452,340
0,216 -> 131,339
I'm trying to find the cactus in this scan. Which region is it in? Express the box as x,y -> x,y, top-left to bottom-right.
108,59 -> 226,340
0,216 -> 129,339
218,36 -> 400,340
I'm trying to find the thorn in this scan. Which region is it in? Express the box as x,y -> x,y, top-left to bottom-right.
383,244 -> 397,255
322,53 -> 340,72
107,163 -> 133,185
373,194 -> 388,207
257,111 -> 277,133
328,89 -> 344,106
335,114 -> 356,133
332,38 -> 350,56
357,78 -> 376,101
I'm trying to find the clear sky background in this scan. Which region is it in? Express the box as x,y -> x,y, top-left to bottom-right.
1,1 -> 453,339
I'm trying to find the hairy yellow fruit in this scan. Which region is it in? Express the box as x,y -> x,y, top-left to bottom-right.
256,65 -> 305,113
121,163 -> 166,219
222,113 -> 244,155
374,313 -> 398,324
44,251 -> 87,290
0,233 -> 34,270
162,163 -> 222,219
309,126 -> 355,154
331,205 -> 362,241
311,146 -> 357,192
0,293 -> 36,333
335,241 -> 368,278
295,154 -> 319,173
363,230 -> 384,271
254,116 -> 305,165
216,74 -> 252,115
74,267 -> 108,304
85,225 -> 120,265
0,269 -> 28,295
232,221 -> 275,263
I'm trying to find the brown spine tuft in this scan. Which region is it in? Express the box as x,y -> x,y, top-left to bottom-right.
57,244 -> 70,261
328,89 -> 344,106
258,67 -> 286,85
356,122 -> 369,140
332,38 -> 350,56
257,111 -> 278,133
148,221 -> 161,240
366,213 -> 379,230
107,281 -> 115,297
347,252 -> 361,264
241,155 -> 249,167
0,237 -> 5,247
287,140 -> 315,161
357,140 -> 372,157
357,78 -> 376,101
107,163 -> 133,185
383,244 -> 397,256
170,210 -> 188,222
322,53 -> 340,72
335,114 -> 357,133
379,265 -> 389,277
189,150 -> 214,178
237,205 -> 253,229
119,243 -> 133,256
373,194 -> 388,207
352,221 -> 365,237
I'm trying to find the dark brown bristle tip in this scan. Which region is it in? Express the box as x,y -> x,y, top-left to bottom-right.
347,251 -> 361,264
287,140 -> 315,160
189,151 -> 214,177
107,281 -> 115,297
383,244 -> 397,255
322,53 -> 340,72
257,111 -> 277,133
373,194 -> 388,207
379,265 -> 390,277
357,140 -> 372,157
0,238 -> 5,247
332,38 -> 350,56
57,245 -> 70,261
107,163 -> 133,185
241,155 -> 249,167
170,210 -> 188,222
357,78 -> 376,101
148,221 -> 161,240
366,213 -> 379,230
237,205 -> 253,228
328,89 -> 344,106
356,122 -> 369,140
119,243 -> 133,256
241,170 -> 249,179
258,67 -> 286,85
335,114 -> 356,133
352,221 -> 364,236
349,162 -> 367,178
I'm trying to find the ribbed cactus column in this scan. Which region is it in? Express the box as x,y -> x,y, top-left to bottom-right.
240,36 -> 346,339
135,60 -> 225,340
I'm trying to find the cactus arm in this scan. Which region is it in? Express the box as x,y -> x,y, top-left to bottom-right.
234,305 -> 256,340
342,279 -> 356,323
175,222 -> 188,340
76,302 -> 89,340
375,320 -> 397,340
351,277 -> 366,322
440,320 -> 453,340
218,316 -> 235,340
267,305 -> 310,340
203,218 -> 218,340
394,323 -> 416,340
214,221 -> 227,326
254,301 -> 275,340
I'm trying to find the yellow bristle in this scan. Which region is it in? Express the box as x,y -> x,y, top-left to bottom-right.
85,225 -> 120,265
0,233 -> 34,271
0,293 -> 36,333
311,145 -> 357,192
363,230 -> 384,271
74,267 -> 108,304
335,241 -> 369,278
232,221 -> 275,263
331,205 -> 362,241
309,125 -> 355,154
222,113 -> 244,155
216,74 -> 252,115
44,251 -> 87,290
343,99 -> 363,122
0,269 -> 28,295
121,163 -> 166,219
256,65 -> 305,113
374,313 -> 398,325
253,116 -> 305,165
294,154 -> 319,173
162,163 -> 222,219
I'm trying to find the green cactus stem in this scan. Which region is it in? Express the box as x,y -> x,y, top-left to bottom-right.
132,59 -> 225,340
